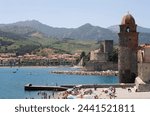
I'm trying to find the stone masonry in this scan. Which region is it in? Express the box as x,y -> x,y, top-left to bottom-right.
118,13 -> 138,83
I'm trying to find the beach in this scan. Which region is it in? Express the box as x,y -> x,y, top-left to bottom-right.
33,84 -> 150,99
56,86 -> 150,99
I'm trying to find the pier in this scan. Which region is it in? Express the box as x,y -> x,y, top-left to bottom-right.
24,84 -> 68,91
50,70 -> 118,76
24,83 -> 135,91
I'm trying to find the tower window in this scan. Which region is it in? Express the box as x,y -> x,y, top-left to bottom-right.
126,27 -> 130,32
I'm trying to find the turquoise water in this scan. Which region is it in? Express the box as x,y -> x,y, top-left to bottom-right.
0,67 -> 118,99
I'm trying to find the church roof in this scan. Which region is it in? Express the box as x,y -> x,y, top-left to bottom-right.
121,13 -> 135,25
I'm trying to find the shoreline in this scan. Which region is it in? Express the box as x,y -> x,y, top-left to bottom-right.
0,65 -> 75,68
0,66 -> 118,76
28,84 -> 150,99
57,85 -> 150,99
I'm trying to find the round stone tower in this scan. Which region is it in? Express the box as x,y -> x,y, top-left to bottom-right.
118,13 -> 139,83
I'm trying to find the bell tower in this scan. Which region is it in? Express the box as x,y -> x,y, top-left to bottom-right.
118,13 -> 139,83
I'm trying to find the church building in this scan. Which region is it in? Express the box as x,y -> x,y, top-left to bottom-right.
118,13 -> 138,83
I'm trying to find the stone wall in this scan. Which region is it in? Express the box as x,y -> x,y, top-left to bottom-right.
81,83 -> 135,89
135,77 -> 150,92
101,40 -> 113,54
118,28 -> 138,83
90,51 -> 107,61
138,46 -> 150,62
90,40 -> 113,62
137,45 -> 150,92
138,63 -> 150,83
144,47 -> 150,62
85,61 -> 118,71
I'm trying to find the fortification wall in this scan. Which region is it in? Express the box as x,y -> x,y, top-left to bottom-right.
85,61 -> 118,71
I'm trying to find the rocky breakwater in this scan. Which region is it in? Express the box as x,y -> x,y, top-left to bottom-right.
50,70 -> 118,76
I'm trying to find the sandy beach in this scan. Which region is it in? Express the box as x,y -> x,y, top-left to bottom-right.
55,86 -> 150,99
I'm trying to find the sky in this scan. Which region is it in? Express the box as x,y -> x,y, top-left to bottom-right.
0,0 -> 149,28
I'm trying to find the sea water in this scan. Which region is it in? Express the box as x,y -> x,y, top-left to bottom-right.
0,67 -> 118,99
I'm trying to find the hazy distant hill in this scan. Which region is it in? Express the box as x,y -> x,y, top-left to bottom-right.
1,20 -> 150,44
0,20 -> 149,43
0,30 -> 26,40
0,21 -> 101,54
0,20 -> 118,41
0,20 -> 73,38
68,23 -> 118,41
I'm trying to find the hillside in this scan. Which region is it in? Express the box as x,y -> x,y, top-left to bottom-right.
68,23 -> 118,41
1,20 -> 150,55
0,20 -> 118,41
1,20 -> 150,44
0,34 -> 99,55
0,20 -> 73,38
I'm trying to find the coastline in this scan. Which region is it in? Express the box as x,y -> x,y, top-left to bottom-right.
0,65 -> 75,68
0,65 -> 118,76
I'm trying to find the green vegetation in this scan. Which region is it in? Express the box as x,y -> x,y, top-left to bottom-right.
108,48 -> 118,63
49,39 -> 99,54
0,20 -> 116,56
0,35 -> 99,55
0,37 -> 40,55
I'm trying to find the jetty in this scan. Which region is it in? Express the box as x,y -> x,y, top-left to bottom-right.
50,70 -> 118,76
24,84 -> 68,91
24,83 -> 135,91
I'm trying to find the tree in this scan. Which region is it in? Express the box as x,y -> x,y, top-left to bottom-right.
108,49 -> 118,63
80,51 -> 86,59
100,43 -> 104,53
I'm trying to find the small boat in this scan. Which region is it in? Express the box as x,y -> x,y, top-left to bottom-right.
13,71 -> 17,73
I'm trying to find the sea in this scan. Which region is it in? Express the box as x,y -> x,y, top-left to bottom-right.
0,67 -> 118,99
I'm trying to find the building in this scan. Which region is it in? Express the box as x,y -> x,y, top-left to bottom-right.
0,53 -> 17,66
118,13 -> 139,83
100,40 -> 113,54
90,49 -> 108,61
90,40 -> 113,62
86,40 -> 117,71
135,44 -> 150,92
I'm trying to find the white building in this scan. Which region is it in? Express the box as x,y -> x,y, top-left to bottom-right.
136,44 -> 150,91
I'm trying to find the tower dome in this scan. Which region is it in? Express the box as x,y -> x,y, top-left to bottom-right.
121,13 -> 135,25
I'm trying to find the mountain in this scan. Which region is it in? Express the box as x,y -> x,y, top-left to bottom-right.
0,21 -> 102,54
0,20 -> 118,41
0,20 -> 73,38
68,23 -> 118,41
108,25 -> 150,43
0,23 -> 36,36
0,30 -> 26,40
1,20 -> 150,55
107,25 -> 120,33
0,20 -> 150,44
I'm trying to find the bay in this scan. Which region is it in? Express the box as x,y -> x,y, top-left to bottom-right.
0,67 -> 118,99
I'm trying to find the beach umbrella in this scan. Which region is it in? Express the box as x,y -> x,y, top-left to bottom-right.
67,95 -> 76,99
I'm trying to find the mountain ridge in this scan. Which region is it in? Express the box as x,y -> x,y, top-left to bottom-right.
0,20 -> 150,43
0,20 -> 117,41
